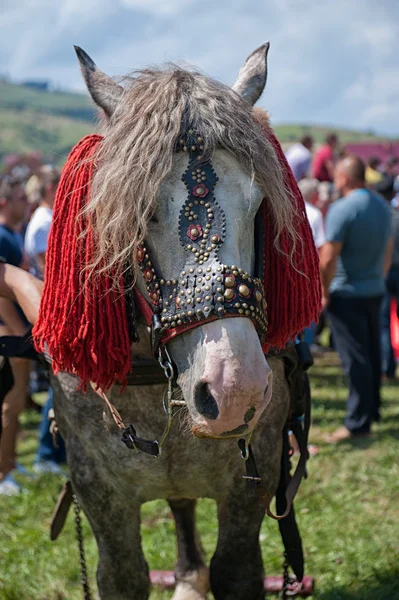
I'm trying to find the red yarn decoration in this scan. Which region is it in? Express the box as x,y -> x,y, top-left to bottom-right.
33,129 -> 321,390
261,130 -> 322,352
33,135 -> 132,390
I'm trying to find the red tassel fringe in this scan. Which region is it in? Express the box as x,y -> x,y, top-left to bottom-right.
261,130 -> 322,352
32,135 -> 132,390
33,129 -> 321,389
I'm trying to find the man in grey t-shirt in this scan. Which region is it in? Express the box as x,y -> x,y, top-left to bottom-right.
320,156 -> 393,442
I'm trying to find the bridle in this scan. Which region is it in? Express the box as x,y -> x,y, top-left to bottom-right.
101,128 -> 269,458
133,128 -> 268,355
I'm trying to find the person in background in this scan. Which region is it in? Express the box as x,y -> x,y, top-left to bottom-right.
382,156 -> 399,180
285,135 -> 313,182
312,133 -> 339,183
0,176 -> 31,495
298,178 -> 326,351
298,178 -> 326,250
374,176 -> 399,380
320,156 -> 393,443
25,168 -> 58,277
24,168 -> 66,475
365,156 -> 382,187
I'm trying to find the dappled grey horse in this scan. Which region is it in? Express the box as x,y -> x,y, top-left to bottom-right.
52,44 -> 299,600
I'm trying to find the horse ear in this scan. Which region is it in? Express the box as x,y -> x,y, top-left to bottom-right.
232,42 -> 270,106
74,46 -> 123,117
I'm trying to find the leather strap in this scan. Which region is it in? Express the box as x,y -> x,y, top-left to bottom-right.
240,388 -> 310,521
127,359 -> 166,386
277,426 -> 304,582
239,344 -> 312,521
50,480 -> 73,541
121,423 -> 160,456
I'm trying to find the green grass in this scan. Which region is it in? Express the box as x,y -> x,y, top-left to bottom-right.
1,353 -> 398,599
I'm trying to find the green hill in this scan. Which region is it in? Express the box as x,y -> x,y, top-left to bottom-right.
0,82 -> 96,164
273,123 -> 394,145
0,81 -> 396,165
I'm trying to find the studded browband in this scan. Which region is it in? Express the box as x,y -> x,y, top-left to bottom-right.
136,130 -> 268,348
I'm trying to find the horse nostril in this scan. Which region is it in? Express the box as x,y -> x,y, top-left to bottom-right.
264,384 -> 269,398
194,383 -> 219,420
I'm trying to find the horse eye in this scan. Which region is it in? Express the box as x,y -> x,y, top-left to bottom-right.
150,214 -> 159,224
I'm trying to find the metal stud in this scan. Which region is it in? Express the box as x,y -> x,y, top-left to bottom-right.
239,285 -> 250,297
205,285 -> 211,291
205,295 -> 211,301
225,276 -> 235,288
189,268 -> 194,273
224,289 -> 234,301
188,311 -> 193,317
206,275 -> 211,281
217,296 -> 223,303
255,290 -> 262,303
218,307 -> 224,314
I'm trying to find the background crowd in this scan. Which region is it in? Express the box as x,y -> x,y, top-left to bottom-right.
0,160 -> 66,495
287,134 -> 399,444
0,131 -> 398,494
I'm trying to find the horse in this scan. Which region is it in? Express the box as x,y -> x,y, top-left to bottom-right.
46,43 -> 315,600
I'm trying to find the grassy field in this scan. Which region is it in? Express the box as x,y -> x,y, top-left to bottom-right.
0,352 -> 398,600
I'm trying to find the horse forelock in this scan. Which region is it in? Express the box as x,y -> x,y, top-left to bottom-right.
83,66 -> 298,282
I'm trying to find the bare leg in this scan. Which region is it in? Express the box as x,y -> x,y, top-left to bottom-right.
168,499 -> 209,600
210,493 -> 265,600
0,354 -> 30,479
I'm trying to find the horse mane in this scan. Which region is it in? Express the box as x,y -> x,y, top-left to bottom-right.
83,66 -> 297,280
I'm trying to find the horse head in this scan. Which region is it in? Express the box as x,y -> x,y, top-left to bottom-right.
75,44 -> 297,439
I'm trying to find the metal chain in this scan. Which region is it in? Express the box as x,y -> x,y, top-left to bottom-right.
73,494 -> 92,600
281,551 -> 290,600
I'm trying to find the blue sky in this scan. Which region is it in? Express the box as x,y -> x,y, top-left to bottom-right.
2,0 -> 399,135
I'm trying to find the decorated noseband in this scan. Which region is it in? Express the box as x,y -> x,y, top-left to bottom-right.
137,130 -> 268,342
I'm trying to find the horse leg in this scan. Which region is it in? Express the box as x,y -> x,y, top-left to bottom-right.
210,494 -> 265,600
68,445 -> 150,599
168,499 -> 210,600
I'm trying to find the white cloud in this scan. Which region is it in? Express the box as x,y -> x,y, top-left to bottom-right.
120,0 -> 192,16
1,0 -> 399,135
